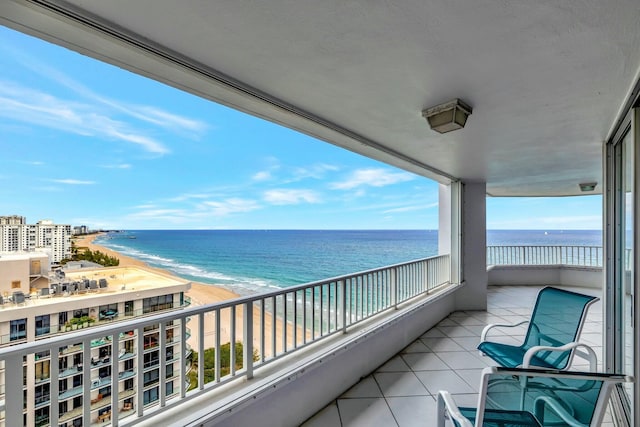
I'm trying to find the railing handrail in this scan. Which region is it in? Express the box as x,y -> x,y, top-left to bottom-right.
486,245 -> 605,267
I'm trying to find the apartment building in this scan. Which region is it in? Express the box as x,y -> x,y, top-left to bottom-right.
0,217 -> 72,263
0,254 -> 191,427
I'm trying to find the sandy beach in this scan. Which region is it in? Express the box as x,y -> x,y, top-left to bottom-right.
74,233 -> 291,357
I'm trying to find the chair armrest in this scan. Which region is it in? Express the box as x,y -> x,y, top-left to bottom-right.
522,342 -> 598,371
480,320 -> 529,342
437,391 -> 473,427
533,396 -> 586,427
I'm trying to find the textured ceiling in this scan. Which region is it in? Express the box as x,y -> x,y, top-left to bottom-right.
2,0 -> 640,195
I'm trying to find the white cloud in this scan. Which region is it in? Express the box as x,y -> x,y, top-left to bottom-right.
0,81 -> 170,154
200,198 -> 261,216
101,163 -> 131,169
50,179 -> 95,185
252,171 -> 273,181
291,163 -> 340,181
3,48 -> 208,136
383,202 -> 438,214
263,189 -> 321,205
330,168 -> 415,190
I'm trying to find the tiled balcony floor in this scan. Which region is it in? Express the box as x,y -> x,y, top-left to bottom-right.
303,285 -> 608,427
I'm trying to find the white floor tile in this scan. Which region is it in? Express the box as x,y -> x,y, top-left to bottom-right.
414,370 -> 475,395
337,398 -> 397,427
341,376 -> 383,398
374,372 -> 429,397
401,352 -> 449,371
387,395 -> 437,427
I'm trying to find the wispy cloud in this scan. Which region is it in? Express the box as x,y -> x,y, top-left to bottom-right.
0,81 -> 170,154
3,46 -> 208,136
252,171 -> 273,182
100,163 -> 132,169
24,160 -> 45,166
199,198 -> 262,215
263,189 -> 321,205
290,163 -> 340,181
330,168 -> 415,190
50,179 -> 96,185
383,202 -> 438,214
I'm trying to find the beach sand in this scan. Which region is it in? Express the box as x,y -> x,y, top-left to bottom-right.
74,233 -> 292,358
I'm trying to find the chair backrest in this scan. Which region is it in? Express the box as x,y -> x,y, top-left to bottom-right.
523,287 -> 598,369
479,367 -> 632,427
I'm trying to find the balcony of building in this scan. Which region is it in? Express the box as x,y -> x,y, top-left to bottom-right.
0,247 -> 613,426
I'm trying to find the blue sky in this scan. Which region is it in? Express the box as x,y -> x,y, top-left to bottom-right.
0,27 -> 601,230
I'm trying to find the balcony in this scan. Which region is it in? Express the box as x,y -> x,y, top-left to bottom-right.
302,284 -> 606,426
0,249 -> 607,426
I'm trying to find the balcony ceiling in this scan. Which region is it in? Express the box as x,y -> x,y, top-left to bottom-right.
2,1 -> 640,196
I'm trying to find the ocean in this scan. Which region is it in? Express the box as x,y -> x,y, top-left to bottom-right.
95,229 -> 601,295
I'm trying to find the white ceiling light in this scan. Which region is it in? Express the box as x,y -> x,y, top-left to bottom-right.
579,182 -> 597,192
422,99 -> 472,133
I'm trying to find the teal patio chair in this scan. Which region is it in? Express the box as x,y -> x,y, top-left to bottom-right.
437,366 -> 633,427
478,287 -> 599,371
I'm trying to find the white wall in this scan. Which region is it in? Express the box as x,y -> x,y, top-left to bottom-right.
487,265 -> 603,289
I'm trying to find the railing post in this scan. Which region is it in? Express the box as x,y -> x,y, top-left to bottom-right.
244,301 -> 254,379
392,266 -> 398,310
341,279 -> 347,334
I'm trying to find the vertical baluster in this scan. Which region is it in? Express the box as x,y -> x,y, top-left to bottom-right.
244,301 -> 254,379
198,312 -> 205,388
230,305 -> 236,375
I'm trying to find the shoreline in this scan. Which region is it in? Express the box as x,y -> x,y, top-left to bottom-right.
73,232 -> 289,356
74,232 -> 241,305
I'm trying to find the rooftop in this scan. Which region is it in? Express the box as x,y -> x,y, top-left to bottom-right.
0,266 -> 190,318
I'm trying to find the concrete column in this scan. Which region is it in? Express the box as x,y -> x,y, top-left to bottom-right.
456,182 -> 487,310
438,184 -> 451,255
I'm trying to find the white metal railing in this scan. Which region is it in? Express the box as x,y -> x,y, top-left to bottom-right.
487,245 -> 603,267
0,254 -> 450,427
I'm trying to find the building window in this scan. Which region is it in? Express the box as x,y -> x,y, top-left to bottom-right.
35,360 -> 50,382
10,318 -> 27,341
35,383 -> 50,405
143,369 -> 159,387
99,303 -> 118,320
59,311 -> 68,328
166,381 -> 174,396
166,364 -> 174,379
125,300 -> 134,316
143,386 -> 159,405
144,333 -> 159,351
143,294 -> 173,313
144,350 -> 159,369
124,378 -> 134,391
35,407 -> 49,427
11,280 -> 20,289
35,315 -> 50,336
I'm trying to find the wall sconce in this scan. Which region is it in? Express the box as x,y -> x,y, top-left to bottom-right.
422,98 -> 472,133
579,182 -> 597,192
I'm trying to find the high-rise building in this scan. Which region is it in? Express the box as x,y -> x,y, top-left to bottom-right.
0,217 -> 72,263
0,253 -> 191,427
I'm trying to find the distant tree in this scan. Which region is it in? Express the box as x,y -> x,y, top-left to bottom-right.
187,342 -> 258,391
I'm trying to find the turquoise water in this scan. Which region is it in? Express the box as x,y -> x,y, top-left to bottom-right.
95,229 -> 600,295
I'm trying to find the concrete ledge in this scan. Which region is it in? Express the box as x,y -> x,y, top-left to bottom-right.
487,264 -> 602,289
138,283 -> 461,427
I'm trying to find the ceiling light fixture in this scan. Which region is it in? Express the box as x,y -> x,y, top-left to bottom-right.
422,98 -> 472,133
579,182 -> 597,192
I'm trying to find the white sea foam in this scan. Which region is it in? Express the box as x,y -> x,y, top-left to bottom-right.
97,238 -> 282,294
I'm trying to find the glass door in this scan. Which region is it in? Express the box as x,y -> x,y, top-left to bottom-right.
606,108 -> 640,425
